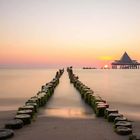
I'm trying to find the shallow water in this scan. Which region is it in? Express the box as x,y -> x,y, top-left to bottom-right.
0,68 -> 140,121
0,69 -> 57,110
44,72 -> 94,118
74,69 -> 140,121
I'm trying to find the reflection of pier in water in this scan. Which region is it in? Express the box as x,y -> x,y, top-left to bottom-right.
111,52 -> 140,69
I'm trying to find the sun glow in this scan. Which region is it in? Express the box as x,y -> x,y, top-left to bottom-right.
99,56 -> 113,61
0,0 -> 140,68
104,65 -> 109,69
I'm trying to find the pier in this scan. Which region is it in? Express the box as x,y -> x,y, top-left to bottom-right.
111,52 -> 140,69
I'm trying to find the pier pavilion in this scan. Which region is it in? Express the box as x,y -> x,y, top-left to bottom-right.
111,52 -> 140,69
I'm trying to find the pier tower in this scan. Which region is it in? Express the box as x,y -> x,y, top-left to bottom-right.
111,52 -> 140,69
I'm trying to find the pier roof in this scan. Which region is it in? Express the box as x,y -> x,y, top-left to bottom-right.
120,52 -> 133,63
112,52 -> 140,65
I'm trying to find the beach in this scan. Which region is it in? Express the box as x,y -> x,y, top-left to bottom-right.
0,69 -> 140,140
0,107 -> 139,140
7,115 -> 128,140
1,0 -> 140,139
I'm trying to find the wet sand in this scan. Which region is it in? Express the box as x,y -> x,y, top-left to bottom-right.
12,114 -> 129,140
1,108 -> 140,140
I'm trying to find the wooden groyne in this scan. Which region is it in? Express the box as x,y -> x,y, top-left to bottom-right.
0,69 -> 64,139
0,68 -> 139,140
67,67 -> 137,139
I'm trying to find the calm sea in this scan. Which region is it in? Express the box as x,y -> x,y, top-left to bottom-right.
0,68 -> 140,121
74,69 -> 140,121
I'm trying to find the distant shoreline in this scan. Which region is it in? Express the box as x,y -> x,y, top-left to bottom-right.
82,67 -> 97,69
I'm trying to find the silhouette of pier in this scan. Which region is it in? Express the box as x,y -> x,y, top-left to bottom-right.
111,52 -> 140,69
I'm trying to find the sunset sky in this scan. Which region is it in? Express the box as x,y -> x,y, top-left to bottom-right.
1,0 -> 140,68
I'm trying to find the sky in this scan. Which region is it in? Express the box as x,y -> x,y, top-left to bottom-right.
0,0 -> 140,68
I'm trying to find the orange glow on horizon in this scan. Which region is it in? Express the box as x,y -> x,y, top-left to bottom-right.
99,56 -> 113,61
0,0 -> 140,68
104,64 -> 109,69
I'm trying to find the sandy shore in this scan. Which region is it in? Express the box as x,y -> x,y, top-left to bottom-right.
0,101 -> 139,140
0,108 -> 131,140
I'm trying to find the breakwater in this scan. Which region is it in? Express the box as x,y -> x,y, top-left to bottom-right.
0,69 -> 64,139
67,67 -> 139,139
0,68 -> 139,140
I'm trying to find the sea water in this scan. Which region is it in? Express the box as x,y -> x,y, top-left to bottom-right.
74,69 -> 140,121
0,68 -> 140,121
0,69 -> 57,110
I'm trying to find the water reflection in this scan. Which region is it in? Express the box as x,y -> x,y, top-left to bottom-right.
43,108 -> 95,119
43,72 -> 94,118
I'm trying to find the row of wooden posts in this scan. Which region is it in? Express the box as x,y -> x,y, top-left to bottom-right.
67,67 -> 139,140
0,68 -> 139,140
0,69 -> 64,139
